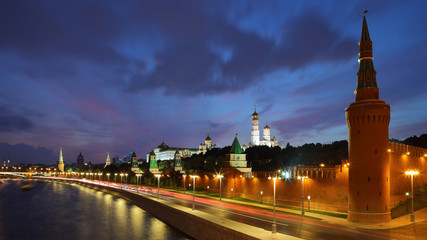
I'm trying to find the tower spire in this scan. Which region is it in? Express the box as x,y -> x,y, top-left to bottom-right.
356,10 -> 378,101
58,147 -> 65,172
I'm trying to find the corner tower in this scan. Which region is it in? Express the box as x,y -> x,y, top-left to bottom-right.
251,106 -> 260,146
345,11 -> 391,223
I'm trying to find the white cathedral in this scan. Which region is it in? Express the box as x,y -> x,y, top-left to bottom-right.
248,107 -> 279,148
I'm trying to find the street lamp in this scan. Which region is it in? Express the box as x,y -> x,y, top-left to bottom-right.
216,175 -> 223,201
307,196 -> 311,211
191,175 -> 198,210
155,174 -> 161,198
125,173 -> 128,185
107,173 -> 110,182
298,176 -> 308,216
114,173 -> 118,183
405,170 -> 419,222
183,174 -> 187,194
268,176 -> 281,234
136,173 -> 142,192
120,173 -> 124,185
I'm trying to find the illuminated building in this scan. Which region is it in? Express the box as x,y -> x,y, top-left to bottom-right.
198,135 -> 217,154
345,12 -> 391,223
104,152 -> 110,168
149,151 -> 159,173
249,107 -> 279,147
57,147 -> 65,172
174,150 -> 183,172
130,152 -> 140,173
226,134 -> 252,175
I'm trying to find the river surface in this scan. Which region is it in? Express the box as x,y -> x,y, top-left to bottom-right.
0,179 -> 191,240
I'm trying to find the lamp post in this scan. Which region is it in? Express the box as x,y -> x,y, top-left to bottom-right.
155,174 -> 161,198
307,196 -> 311,211
120,173 -> 124,185
406,192 -> 410,212
183,174 -> 187,194
114,173 -> 118,183
217,175 -> 223,201
298,176 -> 308,216
268,176 -> 280,234
107,173 -> 110,186
405,170 -> 419,222
125,173 -> 128,185
191,175 -> 198,210
136,173 -> 142,192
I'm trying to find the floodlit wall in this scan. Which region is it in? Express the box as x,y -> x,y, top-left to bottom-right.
186,142 -> 427,213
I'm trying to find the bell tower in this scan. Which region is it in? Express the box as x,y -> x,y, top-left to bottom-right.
345,11 -> 391,223
251,106 -> 260,146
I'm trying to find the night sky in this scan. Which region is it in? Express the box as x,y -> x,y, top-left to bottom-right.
1,1 -> 427,164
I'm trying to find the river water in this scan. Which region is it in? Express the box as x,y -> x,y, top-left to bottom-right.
0,179 -> 191,240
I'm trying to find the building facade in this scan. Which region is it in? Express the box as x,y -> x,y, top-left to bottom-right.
198,135 -> 216,154
146,141 -> 198,162
226,134 -> 252,176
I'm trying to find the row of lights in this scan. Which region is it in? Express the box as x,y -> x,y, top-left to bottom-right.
387,148 -> 427,157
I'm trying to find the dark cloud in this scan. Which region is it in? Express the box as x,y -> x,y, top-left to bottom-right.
273,102 -> 347,139
122,4 -> 356,96
0,1 -> 127,66
0,107 -> 33,132
0,1 -> 355,96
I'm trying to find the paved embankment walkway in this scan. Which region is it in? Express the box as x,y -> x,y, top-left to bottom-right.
169,188 -> 427,230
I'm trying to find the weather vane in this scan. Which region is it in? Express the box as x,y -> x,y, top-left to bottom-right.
364,10 -> 368,16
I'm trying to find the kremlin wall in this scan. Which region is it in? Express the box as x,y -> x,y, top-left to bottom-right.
182,141 -> 426,214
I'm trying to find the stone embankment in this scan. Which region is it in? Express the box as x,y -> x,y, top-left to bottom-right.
51,178 -> 300,240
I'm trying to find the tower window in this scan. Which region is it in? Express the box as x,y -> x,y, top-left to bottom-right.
379,191 -> 381,196
375,150 -> 377,154
368,177 -> 370,182
357,191 -> 359,196
357,130 -> 360,135
367,205 -> 369,211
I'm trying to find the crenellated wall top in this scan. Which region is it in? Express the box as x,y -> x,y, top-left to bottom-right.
388,141 -> 427,157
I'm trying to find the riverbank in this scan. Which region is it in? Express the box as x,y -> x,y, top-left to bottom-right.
44,177 -> 300,240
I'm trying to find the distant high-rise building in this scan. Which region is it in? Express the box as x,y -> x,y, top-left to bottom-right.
57,147 -> 65,172
346,12 -> 391,223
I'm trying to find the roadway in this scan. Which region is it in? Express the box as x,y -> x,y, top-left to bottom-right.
44,177 -> 424,240
154,190 -> 402,240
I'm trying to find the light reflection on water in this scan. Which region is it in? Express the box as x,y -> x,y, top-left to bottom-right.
0,180 -> 191,240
